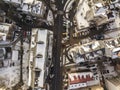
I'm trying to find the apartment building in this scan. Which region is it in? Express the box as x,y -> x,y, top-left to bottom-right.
68,71 -> 100,90
28,28 -> 53,90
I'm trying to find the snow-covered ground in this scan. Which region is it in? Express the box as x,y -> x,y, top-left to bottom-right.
0,66 -> 20,88
0,42 -> 29,89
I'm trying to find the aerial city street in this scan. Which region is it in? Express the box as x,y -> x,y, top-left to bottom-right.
0,0 -> 120,90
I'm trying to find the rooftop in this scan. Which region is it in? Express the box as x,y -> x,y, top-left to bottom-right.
107,76 -> 120,86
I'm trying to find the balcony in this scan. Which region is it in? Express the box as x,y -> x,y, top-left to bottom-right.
36,41 -> 44,44
35,54 -> 43,58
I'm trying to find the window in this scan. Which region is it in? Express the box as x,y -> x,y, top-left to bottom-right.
81,13 -> 83,16
82,83 -> 85,85
35,70 -> 41,77
74,76 -> 77,80
107,70 -> 109,73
